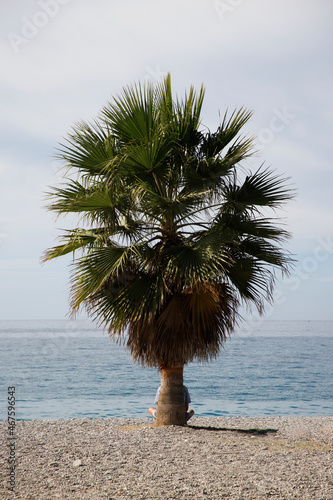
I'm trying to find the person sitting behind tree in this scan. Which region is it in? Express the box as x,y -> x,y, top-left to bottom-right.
149,385 -> 195,421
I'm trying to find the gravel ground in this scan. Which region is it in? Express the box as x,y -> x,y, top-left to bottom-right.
1,416 -> 332,499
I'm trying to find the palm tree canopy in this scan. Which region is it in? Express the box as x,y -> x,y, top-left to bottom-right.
43,74 -> 294,368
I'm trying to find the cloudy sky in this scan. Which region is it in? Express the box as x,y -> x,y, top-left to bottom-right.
1,0 -> 332,321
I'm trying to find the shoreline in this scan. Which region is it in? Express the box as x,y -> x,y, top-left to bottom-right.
1,416 -> 332,499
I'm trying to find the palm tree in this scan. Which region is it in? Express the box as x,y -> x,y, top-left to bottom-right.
43,74 -> 293,426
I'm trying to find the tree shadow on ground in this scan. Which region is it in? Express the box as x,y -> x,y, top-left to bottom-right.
187,424 -> 278,435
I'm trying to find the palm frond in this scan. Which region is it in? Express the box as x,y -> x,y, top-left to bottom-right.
201,107 -> 253,157
56,120 -> 116,178
69,243 -> 154,310
45,180 -> 114,213
42,228 -> 112,261
223,166 -> 294,212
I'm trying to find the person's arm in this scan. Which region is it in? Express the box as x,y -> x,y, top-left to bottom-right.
185,403 -> 189,412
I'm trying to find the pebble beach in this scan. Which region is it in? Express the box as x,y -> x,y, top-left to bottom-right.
1,416 -> 332,499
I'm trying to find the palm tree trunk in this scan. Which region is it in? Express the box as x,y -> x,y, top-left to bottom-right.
154,365 -> 186,426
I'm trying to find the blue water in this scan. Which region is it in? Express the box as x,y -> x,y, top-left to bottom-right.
0,320 -> 332,420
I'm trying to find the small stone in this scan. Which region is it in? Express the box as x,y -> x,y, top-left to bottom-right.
73,459 -> 82,467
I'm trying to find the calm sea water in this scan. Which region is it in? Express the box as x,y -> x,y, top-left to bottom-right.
0,320 -> 332,420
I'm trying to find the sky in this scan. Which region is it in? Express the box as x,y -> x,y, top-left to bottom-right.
0,0 -> 332,321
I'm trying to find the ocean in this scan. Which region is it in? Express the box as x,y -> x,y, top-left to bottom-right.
0,320 -> 332,420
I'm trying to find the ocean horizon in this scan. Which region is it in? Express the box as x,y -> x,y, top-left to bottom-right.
1,319 -> 332,421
